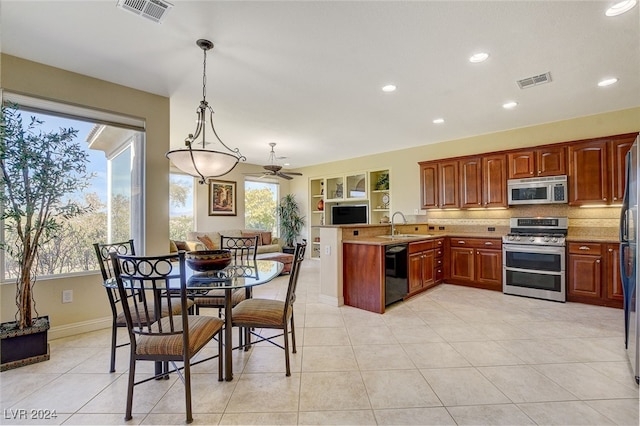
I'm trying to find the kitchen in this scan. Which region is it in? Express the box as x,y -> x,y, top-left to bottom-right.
311,131 -> 640,384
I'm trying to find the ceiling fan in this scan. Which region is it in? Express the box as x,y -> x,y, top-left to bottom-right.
247,143 -> 303,180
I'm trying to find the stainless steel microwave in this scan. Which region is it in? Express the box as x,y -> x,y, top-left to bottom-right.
507,175 -> 568,205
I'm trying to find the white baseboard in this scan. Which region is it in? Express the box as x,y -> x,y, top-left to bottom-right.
49,317 -> 111,340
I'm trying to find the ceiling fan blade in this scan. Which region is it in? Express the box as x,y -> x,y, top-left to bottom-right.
282,171 -> 303,176
276,172 -> 294,180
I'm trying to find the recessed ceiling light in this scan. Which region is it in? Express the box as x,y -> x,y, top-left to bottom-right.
605,0 -> 637,16
502,101 -> 518,109
433,118 -> 445,124
469,52 -> 489,63
598,77 -> 619,87
382,84 -> 397,92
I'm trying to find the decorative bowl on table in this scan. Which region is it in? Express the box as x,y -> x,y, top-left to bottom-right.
185,250 -> 232,272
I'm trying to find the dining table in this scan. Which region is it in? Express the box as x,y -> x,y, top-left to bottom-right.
104,258 -> 284,381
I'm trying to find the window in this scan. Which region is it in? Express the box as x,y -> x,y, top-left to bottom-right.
170,173 -> 194,240
244,179 -> 278,234
1,94 -> 145,279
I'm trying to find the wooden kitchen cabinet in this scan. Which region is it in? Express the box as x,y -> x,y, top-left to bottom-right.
408,241 -> 435,295
420,160 -> 459,209
508,146 -> 566,179
482,154 -> 508,207
567,241 -> 623,308
459,157 -> 483,208
449,237 -> 502,290
610,135 -> 635,204
568,134 -> 635,206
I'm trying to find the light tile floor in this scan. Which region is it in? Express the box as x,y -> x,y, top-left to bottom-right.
2,260 -> 639,425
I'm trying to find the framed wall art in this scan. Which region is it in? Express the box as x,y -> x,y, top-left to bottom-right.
208,179 -> 237,216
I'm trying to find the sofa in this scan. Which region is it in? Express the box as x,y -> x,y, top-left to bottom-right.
184,229 -> 282,255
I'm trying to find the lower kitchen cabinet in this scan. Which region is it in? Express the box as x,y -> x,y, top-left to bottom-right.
449,237 -> 502,291
408,241 -> 435,296
567,241 -> 622,308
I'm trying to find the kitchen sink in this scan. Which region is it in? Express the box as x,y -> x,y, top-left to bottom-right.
377,234 -> 432,239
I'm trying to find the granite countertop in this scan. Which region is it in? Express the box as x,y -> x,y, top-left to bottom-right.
566,235 -> 620,243
342,231 -> 504,245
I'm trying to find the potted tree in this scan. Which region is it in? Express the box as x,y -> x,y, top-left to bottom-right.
277,194 -> 304,254
0,104 -> 91,371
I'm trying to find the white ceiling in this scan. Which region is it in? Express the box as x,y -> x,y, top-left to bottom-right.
1,1 -> 638,169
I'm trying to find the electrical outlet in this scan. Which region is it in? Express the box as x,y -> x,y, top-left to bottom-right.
414,208 -> 419,214
62,290 -> 73,303
324,245 -> 331,255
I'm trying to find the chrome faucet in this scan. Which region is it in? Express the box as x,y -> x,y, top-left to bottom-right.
391,211 -> 407,236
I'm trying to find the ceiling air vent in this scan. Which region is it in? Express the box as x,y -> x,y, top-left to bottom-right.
517,72 -> 552,89
116,0 -> 173,24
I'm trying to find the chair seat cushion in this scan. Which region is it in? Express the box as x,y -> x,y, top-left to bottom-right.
194,288 -> 246,308
116,298 -> 194,326
136,315 -> 224,356
232,298 -> 286,327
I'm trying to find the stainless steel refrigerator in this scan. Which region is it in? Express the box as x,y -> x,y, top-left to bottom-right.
620,135 -> 640,385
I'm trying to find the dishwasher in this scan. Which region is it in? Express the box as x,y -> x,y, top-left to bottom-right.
385,243 -> 408,306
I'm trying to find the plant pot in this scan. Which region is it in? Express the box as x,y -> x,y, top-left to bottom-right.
1,316 -> 50,371
282,246 -> 295,254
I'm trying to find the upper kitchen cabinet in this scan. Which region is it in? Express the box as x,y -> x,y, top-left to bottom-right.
419,160 -> 459,209
508,146 -> 566,179
568,134 -> 636,206
459,157 -> 483,208
610,135 -> 636,203
482,154 -> 508,208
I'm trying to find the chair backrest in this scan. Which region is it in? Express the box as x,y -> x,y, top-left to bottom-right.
110,251 -> 189,343
220,235 -> 259,261
93,240 -> 136,281
94,240 -> 136,317
284,240 -> 307,314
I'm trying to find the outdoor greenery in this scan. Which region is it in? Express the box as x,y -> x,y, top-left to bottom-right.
0,105 -> 93,329
245,187 -> 277,232
169,175 -> 194,240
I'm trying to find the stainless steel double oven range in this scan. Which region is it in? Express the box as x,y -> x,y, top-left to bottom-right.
502,217 -> 568,302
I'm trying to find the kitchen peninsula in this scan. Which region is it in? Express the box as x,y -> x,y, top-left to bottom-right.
316,223 -> 505,314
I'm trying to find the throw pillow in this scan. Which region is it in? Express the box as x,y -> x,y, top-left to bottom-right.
260,231 -> 272,245
197,235 -> 216,250
169,240 -> 178,253
174,240 -> 190,251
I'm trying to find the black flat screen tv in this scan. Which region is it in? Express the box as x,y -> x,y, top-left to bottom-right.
331,205 -> 368,225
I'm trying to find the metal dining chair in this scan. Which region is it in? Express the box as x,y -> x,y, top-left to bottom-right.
231,240 -> 306,376
93,240 -> 193,372
110,251 -> 224,424
192,235 -> 260,316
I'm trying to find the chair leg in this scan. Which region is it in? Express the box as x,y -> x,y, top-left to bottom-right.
125,356 -> 136,421
183,360 -> 193,423
110,322 -> 118,373
290,313 -> 296,354
218,329 -> 223,381
283,324 -> 291,377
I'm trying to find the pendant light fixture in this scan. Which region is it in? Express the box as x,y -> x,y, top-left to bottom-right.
166,39 -> 246,184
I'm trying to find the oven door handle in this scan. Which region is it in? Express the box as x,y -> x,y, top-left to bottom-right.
503,266 -> 563,276
502,244 -> 565,254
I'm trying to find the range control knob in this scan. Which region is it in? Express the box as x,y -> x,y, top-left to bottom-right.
552,237 -> 559,243
529,236 -> 535,242
508,235 -> 514,241
543,236 -> 550,242
515,235 -> 521,241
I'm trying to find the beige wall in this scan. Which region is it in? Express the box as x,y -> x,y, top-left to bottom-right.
0,54 -> 171,336
288,107 -> 640,239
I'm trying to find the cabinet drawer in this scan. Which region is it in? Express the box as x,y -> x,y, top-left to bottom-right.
409,240 -> 433,253
568,242 -> 602,255
450,238 -> 502,249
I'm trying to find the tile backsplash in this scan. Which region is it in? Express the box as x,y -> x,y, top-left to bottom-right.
408,204 -> 621,239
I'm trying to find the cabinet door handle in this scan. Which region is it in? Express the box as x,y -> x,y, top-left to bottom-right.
596,259 -> 600,264
608,248 -> 613,252
614,197 -> 618,201
470,250 -> 474,254
579,246 -> 590,250
603,197 -> 607,201
458,241 -> 466,244
485,242 -> 493,245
